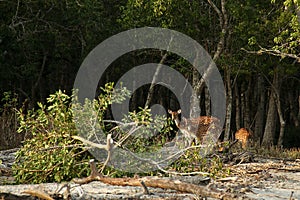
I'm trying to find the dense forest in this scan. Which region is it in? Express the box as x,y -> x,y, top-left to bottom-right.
0,0 -> 300,150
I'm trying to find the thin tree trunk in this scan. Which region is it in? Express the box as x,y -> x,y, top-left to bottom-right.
276,95 -> 285,146
145,35 -> 174,109
190,55 -> 201,118
298,95 -> 300,124
254,74 -> 266,144
144,53 -> 168,109
31,53 -> 47,108
224,66 -> 232,140
244,79 -> 251,129
234,83 -> 240,131
288,92 -> 300,127
204,86 -> 211,116
192,0 -> 228,102
240,85 -> 246,128
262,72 -> 278,147
262,92 -> 276,147
131,56 -> 138,111
274,73 -> 285,147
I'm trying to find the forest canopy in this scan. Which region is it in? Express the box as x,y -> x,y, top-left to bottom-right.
0,0 -> 299,149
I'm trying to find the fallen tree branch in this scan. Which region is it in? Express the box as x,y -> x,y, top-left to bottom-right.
22,190 -> 54,200
72,159 -> 252,200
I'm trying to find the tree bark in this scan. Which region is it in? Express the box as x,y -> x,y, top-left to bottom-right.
276,94 -> 285,147
224,66 -> 232,140
244,79 -> 251,129
190,63 -> 201,118
240,88 -> 246,128
273,72 -> 285,147
288,92 -> 300,127
262,92 -> 277,147
190,0 -> 228,118
234,83 -> 241,131
298,95 -> 300,124
254,74 -> 266,144
262,71 -> 279,147
30,53 -> 47,108
204,86 -> 211,116
144,52 -> 168,109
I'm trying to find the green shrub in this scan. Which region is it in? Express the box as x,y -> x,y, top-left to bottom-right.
13,83 -> 131,184
13,90 -> 91,184
13,82 -> 228,183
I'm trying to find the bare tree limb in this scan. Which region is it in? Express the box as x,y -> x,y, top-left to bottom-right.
144,35 -> 174,108
241,46 -> 300,63
72,159 -> 250,200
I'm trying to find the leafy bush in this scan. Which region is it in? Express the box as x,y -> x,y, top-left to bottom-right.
13,90 -> 91,183
13,83 -> 131,184
13,82 -> 228,183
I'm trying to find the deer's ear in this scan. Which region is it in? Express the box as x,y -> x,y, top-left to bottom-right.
177,109 -> 182,114
168,109 -> 172,114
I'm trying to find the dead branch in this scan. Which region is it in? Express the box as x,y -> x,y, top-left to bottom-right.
72,134 -> 113,172
22,189 -> 54,200
100,134 -> 113,173
72,159 -> 251,200
72,135 -> 109,150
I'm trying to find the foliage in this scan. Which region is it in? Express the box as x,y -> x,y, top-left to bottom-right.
0,92 -> 21,150
118,106 -> 172,153
1,0 -> 300,184
72,82 -> 132,146
13,90 -> 91,184
0,91 -> 18,113
272,0 -> 300,55
13,83 -> 133,184
119,0 -> 201,32
255,145 -> 300,159
170,148 -> 228,178
0,0 -> 123,105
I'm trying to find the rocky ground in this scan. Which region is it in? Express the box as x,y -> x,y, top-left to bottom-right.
0,148 -> 299,200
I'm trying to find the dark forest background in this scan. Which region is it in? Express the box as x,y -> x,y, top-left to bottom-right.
0,0 -> 299,150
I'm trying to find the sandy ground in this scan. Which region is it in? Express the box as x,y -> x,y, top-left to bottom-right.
0,148 -> 300,199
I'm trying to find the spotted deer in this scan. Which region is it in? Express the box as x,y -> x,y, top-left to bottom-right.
235,128 -> 252,149
168,109 -> 221,145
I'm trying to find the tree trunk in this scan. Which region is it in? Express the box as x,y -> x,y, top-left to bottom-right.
190,66 -> 201,118
274,73 -> 285,147
288,92 -> 300,127
262,71 -> 279,147
234,83 -> 241,131
254,74 -> 266,144
262,92 -> 276,146
224,66 -> 232,140
298,95 -> 300,125
244,79 -> 251,129
204,86 -> 211,116
31,53 -> 47,108
145,52 -> 168,109
240,86 -> 246,128
191,0 -> 228,117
